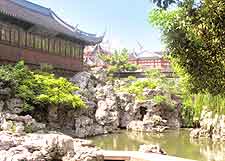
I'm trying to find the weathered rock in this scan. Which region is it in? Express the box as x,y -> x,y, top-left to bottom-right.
0,101 -> 4,112
143,88 -> 163,98
0,132 -> 104,161
90,67 -> 108,84
30,120 -> 46,133
6,98 -> 24,114
212,115 -> 225,141
116,93 -> 137,128
14,122 -> 24,134
0,112 -> 45,134
0,69 -> 182,139
74,116 -> 104,138
0,88 -> 11,96
119,103 -> 136,128
70,72 -> 93,90
127,120 -> 145,131
0,131 -> 23,151
139,144 -> 167,155
127,115 -> 168,133
96,84 -> 115,100
70,71 -> 98,105
0,119 -> 13,132
190,128 -> 201,138
95,99 -> 119,127
190,108 -> 225,141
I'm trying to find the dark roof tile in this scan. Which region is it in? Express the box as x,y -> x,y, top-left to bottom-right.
0,0 -> 103,45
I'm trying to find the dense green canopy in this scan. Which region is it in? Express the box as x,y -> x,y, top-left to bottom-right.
151,0 -> 180,9
150,0 -> 225,95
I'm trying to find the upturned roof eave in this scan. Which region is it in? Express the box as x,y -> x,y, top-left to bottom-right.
0,0 -> 103,45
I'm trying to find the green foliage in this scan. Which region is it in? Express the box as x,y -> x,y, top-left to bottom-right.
127,76 -> 137,82
151,0 -> 179,9
11,123 -> 16,133
40,63 -> 53,73
130,80 -> 157,100
118,69 -> 179,105
153,95 -> 167,104
0,61 -> 85,111
150,0 -> 225,126
24,124 -> 33,133
99,49 -> 138,74
150,0 -> 225,95
181,93 -> 225,127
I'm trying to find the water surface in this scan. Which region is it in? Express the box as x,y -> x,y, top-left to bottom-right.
91,129 -> 225,161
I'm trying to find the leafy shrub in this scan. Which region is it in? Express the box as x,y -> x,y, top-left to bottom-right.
127,76 -> 137,82
40,63 -> 53,73
0,61 -> 85,111
99,48 -> 139,74
181,93 -> 225,127
125,64 -> 138,71
118,68 -> 179,103
153,95 -> 167,104
118,79 -> 157,101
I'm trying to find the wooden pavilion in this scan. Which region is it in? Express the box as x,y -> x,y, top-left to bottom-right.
0,0 -> 104,73
129,51 -> 171,72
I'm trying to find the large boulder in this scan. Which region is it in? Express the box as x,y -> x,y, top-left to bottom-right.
6,98 -> 24,114
190,108 -> 225,141
127,115 -> 168,133
0,131 -> 24,151
70,72 -> 98,103
0,132 -> 103,161
116,93 -> 137,128
70,72 -> 93,90
212,115 -> 225,141
0,112 -> 46,134
74,116 -> 105,138
95,98 -> 119,128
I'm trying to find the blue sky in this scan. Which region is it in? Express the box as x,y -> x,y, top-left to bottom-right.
29,0 -> 162,51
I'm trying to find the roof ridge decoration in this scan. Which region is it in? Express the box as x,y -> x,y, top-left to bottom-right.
4,0 -> 104,45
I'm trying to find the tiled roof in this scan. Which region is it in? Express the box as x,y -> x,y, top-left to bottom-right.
0,0 -> 104,45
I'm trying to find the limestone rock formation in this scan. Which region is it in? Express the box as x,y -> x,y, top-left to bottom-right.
0,131 -> 103,161
44,70 -> 181,136
127,115 -> 168,133
0,69 -> 182,139
0,112 -> 46,134
6,98 -> 24,114
190,108 -> 225,141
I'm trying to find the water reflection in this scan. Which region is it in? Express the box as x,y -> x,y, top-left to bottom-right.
190,138 -> 225,161
90,129 -> 225,161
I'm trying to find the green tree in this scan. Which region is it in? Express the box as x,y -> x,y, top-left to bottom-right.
99,48 -> 138,74
150,0 -> 225,95
151,0 -> 180,9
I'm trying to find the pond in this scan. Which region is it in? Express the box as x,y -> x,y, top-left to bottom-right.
90,129 -> 225,161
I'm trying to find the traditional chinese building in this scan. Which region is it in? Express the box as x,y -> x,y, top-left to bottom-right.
129,50 -> 171,72
0,0 -> 103,73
